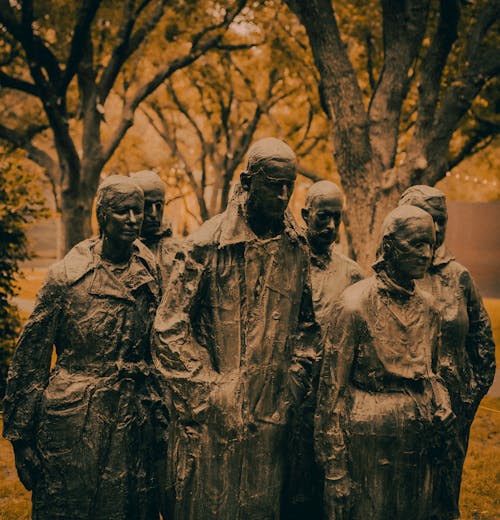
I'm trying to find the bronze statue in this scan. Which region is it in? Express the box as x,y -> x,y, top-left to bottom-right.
302,180 -> 363,332
399,185 -> 496,519
3,176 -> 164,519
315,205 -> 455,520
284,180 -> 363,519
153,137 -> 320,519
130,169 -> 182,283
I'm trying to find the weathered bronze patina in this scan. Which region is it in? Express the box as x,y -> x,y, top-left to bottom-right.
399,185 -> 496,519
284,180 -> 363,519
315,205 -> 455,520
130,169 -> 182,283
3,176 -> 163,519
302,180 -> 363,333
153,138 -> 320,519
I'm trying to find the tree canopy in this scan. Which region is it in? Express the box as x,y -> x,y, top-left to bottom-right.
0,0 -> 498,262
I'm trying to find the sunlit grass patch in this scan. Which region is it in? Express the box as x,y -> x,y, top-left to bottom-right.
460,397 -> 500,520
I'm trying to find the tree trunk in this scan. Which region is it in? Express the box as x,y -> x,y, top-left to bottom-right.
60,188 -> 94,254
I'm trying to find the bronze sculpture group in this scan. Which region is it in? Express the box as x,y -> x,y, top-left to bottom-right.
3,138 -> 496,519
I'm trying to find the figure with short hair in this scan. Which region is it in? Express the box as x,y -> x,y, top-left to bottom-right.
283,180 -> 362,519
315,205 -> 455,520
399,185 -> 495,519
3,175 -> 163,519
153,138 -> 320,519
130,170 -> 182,284
302,180 -> 363,331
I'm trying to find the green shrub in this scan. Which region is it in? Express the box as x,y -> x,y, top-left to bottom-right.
0,157 -> 48,398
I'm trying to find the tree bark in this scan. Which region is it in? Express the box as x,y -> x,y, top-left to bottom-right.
284,0 -> 498,268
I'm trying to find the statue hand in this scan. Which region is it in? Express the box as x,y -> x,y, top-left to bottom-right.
13,441 -> 40,491
324,476 -> 351,520
434,405 -> 456,431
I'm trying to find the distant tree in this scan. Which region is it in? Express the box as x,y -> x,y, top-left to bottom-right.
284,0 -> 500,266
0,155 -> 47,398
0,0 -> 248,254
143,3 -> 330,222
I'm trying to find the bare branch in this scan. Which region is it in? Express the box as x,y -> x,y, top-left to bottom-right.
59,0 -> 101,96
142,106 -> 210,220
365,32 -> 377,91
368,0 -> 430,170
0,70 -> 40,97
97,0 -> 165,102
102,0 -> 247,164
411,0 -> 460,146
448,133 -> 497,171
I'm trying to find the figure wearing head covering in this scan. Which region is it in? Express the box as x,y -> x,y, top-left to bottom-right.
399,185 -> 496,519
3,175 -> 164,519
130,170 -> 182,286
315,205 -> 454,520
283,181 -> 363,519
153,138 -> 321,519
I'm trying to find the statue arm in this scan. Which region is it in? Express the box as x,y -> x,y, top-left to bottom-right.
462,270 -> 496,405
3,267 -> 63,445
152,244 -> 219,426
289,261 -> 322,401
314,303 -> 356,502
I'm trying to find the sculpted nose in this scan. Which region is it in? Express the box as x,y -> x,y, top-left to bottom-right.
279,185 -> 289,201
151,203 -> 157,217
129,209 -> 137,223
420,243 -> 432,260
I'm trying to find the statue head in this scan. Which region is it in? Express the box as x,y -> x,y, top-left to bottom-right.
302,180 -> 343,255
130,170 -> 166,240
240,138 -> 297,235
398,185 -> 447,248
374,205 -> 435,287
96,175 -> 144,245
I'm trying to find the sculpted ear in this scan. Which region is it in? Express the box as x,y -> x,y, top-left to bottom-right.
240,171 -> 252,191
301,207 -> 309,225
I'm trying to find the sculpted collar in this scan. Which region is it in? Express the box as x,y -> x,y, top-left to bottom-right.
63,238 -> 157,289
217,188 -> 305,248
431,244 -> 454,269
376,270 -> 415,299
141,222 -> 173,248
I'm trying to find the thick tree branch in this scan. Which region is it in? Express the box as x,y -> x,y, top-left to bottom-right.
101,0 -> 246,165
0,70 -> 40,97
59,0 -> 101,96
448,133 -> 497,171
284,0 -> 372,185
97,0 -> 165,102
411,0 -> 460,148
368,0 -> 429,170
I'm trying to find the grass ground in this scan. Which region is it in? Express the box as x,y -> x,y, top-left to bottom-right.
0,272 -> 498,519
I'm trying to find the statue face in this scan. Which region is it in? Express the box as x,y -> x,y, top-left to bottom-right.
304,194 -> 343,252
142,187 -> 165,239
425,203 -> 447,249
386,222 -> 435,280
244,161 -> 296,225
103,190 -> 144,245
